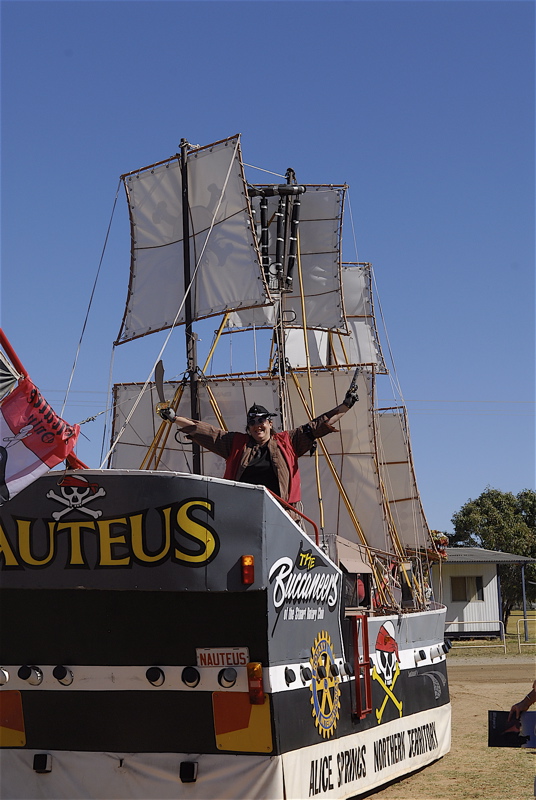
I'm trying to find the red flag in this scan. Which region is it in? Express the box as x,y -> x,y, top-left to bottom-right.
0,377 -> 81,505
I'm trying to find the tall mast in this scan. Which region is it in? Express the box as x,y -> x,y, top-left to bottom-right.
180,138 -> 201,474
248,173 -> 306,429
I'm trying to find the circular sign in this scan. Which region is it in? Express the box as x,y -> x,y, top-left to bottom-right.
310,630 -> 341,738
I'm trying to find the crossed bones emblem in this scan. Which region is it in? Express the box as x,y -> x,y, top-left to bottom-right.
47,476 -> 106,521
372,621 -> 403,724
372,662 -> 403,724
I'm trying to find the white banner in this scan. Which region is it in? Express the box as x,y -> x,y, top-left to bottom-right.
282,703 -> 451,800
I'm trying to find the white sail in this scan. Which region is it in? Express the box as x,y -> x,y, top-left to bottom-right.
228,187 -> 346,332
116,136 -> 270,344
284,263 -> 386,371
284,329 -> 330,369
332,263 -> 387,371
376,407 -> 431,550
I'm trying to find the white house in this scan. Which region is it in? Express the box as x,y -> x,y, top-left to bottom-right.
430,547 -> 534,638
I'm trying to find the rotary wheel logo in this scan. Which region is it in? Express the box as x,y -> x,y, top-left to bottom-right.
309,630 -> 341,739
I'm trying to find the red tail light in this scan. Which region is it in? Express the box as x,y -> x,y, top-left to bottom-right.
241,554 -> 254,585
247,661 -> 265,705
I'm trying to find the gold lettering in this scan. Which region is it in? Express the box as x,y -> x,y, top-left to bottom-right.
18,519 -> 55,566
56,520 -> 95,565
174,500 -> 218,565
131,511 -> 170,563
0,520 -> 19,566
97,518 -> 130,566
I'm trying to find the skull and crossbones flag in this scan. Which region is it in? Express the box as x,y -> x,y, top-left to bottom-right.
0,329 -> 82,506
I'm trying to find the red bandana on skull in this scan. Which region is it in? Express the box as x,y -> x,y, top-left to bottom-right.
59,474 -> 99,494
375,623 -> 399,659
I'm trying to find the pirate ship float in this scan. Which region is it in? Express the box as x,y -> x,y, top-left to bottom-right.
0,135 -> 450,799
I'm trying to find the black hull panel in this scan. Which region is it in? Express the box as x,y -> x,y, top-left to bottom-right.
0,470 -> 451,799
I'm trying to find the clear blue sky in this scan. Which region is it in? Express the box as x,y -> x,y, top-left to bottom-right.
1,0 -> 534,533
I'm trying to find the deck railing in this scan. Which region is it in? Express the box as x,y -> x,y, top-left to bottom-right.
516,618 -> 536,653
446,620 -> 506,654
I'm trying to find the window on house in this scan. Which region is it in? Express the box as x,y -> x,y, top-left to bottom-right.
451,575 -> 484,602
451,576 -> 467,602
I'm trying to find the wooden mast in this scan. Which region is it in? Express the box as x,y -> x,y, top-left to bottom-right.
180,138 -> 201,474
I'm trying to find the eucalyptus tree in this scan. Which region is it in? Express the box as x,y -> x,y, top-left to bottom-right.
450,488 -> 536,629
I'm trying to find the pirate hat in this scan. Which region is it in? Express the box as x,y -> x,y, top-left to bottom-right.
247,404 -> 276,425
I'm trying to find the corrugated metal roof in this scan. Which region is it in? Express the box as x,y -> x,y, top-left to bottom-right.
445,547 -> 535,564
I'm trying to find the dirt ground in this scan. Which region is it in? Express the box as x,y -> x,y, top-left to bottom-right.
362,656 -> 536,800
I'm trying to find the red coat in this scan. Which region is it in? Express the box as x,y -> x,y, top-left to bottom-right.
223,430 -> 301,502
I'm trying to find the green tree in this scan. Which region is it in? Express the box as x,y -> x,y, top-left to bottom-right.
450,488 -> 536,630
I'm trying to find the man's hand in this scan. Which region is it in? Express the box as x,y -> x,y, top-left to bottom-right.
158,405 -> 176,422
343,387 -> 359,408
508,701 -> 526,722
343,367 -> 360,408
508,681 -> 536,721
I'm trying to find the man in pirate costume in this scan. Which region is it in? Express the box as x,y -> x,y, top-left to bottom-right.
160,388 -> 357,516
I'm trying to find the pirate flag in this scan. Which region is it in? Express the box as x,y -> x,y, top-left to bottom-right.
0,329 -> 83,506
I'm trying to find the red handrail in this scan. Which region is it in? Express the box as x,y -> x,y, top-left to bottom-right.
268,490 -> 319,545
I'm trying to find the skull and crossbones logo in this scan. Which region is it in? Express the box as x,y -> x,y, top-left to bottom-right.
372,621 -> 403,723
47,475 -> 106,521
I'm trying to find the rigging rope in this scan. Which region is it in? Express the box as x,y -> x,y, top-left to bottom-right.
61,180 -> 122,418
345,191 -> 360,262
370,266 -> 405,403
243,163 -> 286,179
295,231 -> 325,538
100,345 -> 117,464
